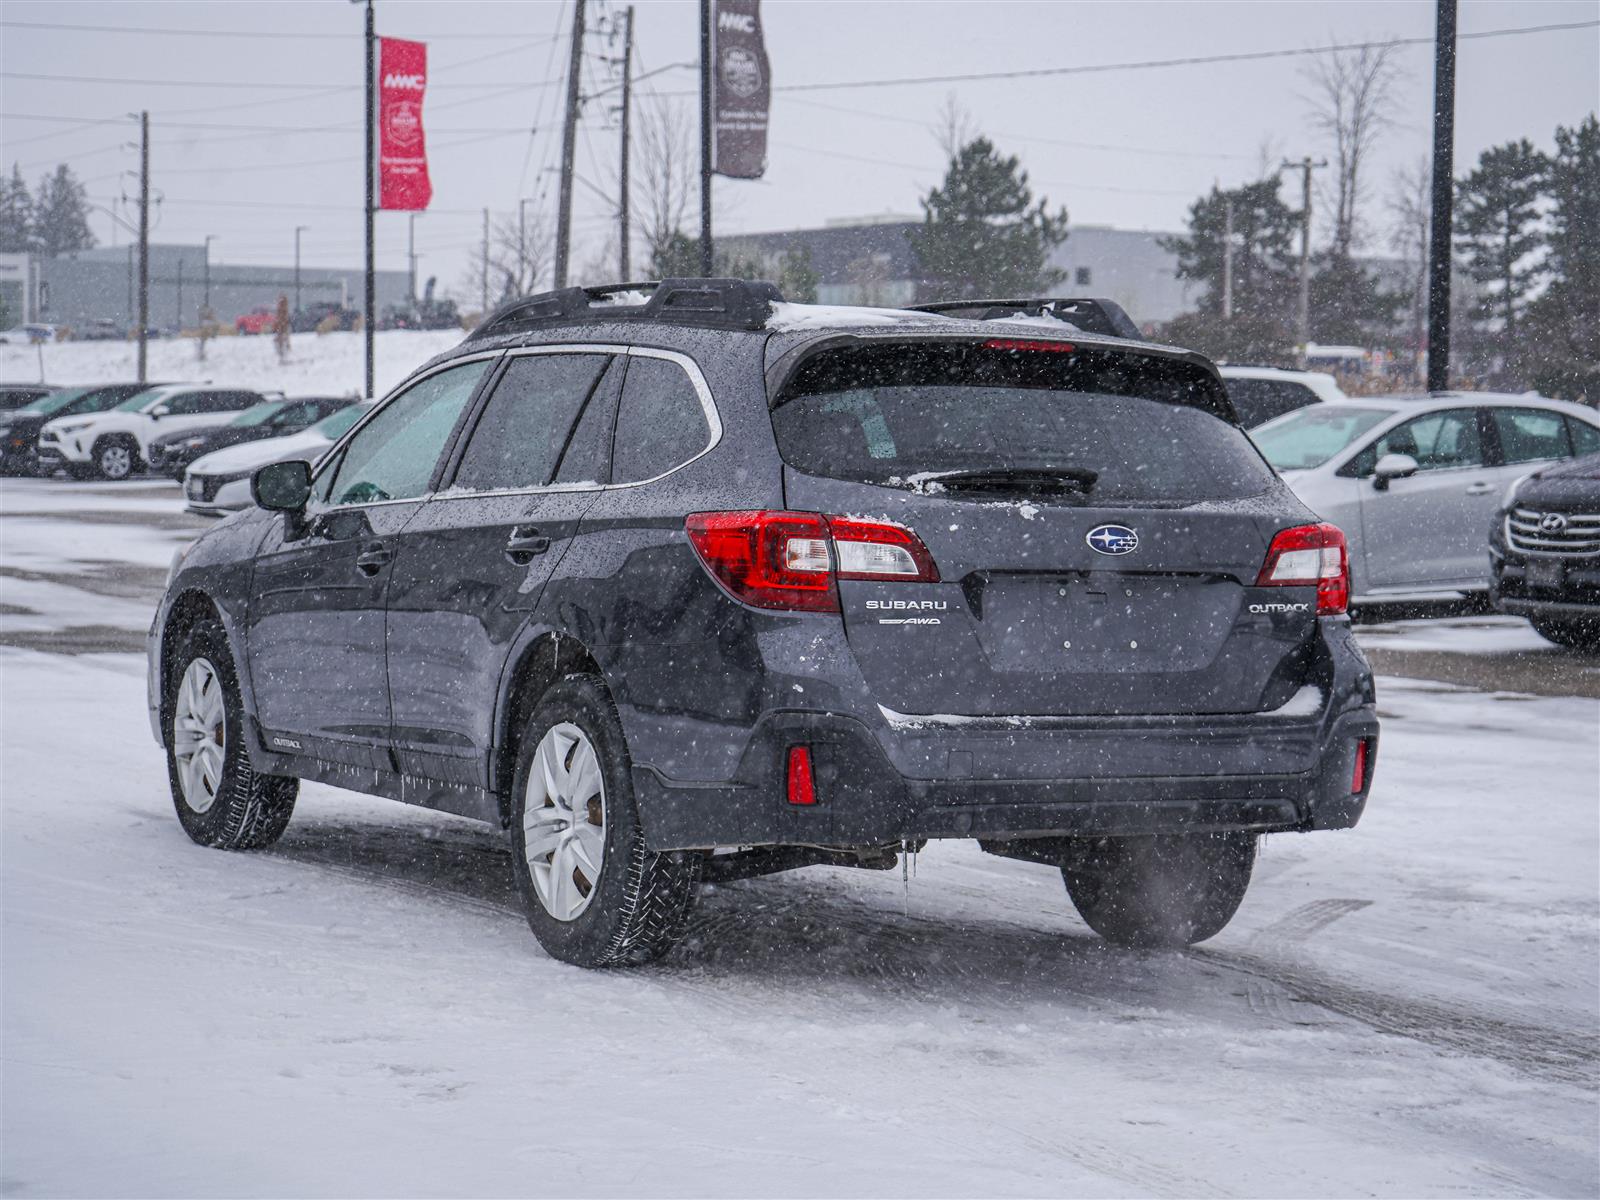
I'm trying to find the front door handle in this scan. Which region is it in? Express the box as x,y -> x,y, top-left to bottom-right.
505,526 -> 552,564
1465,481 -> 1493,495
355,543 -> 393,575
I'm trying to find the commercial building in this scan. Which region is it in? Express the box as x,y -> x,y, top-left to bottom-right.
4,243 -> 409,332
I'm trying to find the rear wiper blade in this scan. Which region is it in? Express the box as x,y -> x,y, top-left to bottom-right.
932,467 -> 1099,496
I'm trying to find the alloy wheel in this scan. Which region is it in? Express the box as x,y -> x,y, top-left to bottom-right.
173,657 -> 226,813
523,722 -> 607,922
99,444 -> 132,479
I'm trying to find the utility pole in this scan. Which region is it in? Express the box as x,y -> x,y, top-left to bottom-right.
361,0 -> 376,399
176,259 -> 184,329
1221,194 -> 1234,321
618,5 -> 634,281
294,225 -> 308,313
1426,0 -> 1458,393
1281,156 -> 1326,368
553,0 -> 585,289
480,206 -> 490,313
698,0 -> 713,276
519,197 -> 534,291
136,110 -> 149,383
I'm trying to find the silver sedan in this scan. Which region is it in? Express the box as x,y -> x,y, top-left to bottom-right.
1252,392 -> 1600,601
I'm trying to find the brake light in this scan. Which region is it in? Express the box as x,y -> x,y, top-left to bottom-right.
1257,522 -> 1349,615
685,511 -> 940,612
1351,738 -> 1370,794
983,338 -> 1076,354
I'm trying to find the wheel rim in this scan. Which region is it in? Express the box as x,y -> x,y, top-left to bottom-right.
173,657 -> 226,813
100,445 -> 131,478
523,722 -> 607,922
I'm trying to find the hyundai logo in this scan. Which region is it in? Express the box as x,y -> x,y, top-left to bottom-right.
1086,524 -> 1139,555
1539,512 -> 1569,533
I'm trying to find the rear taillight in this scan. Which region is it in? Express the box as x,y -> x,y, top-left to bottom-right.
1257,522 -> 1349,615
685,510 -> 939,612
786,746 -> 818,805
1351,738 -> 1371,794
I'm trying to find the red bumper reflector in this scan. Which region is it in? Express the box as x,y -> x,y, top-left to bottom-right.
786,746 -> 817,806
1351,738 -> 1370,794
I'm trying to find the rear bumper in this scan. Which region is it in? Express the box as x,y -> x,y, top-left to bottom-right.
635,699 -> 1378,851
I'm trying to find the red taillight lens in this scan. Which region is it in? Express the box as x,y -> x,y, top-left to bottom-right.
686,511 -> 939,611
983,338 -> 1076,353
1351,738 -> 1370,794
1257,522 -> 1349,615
786,746 -> 818,805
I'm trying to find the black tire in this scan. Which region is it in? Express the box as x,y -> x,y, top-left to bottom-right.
1530,616 -> 1600,654
91,435 -> 139,480
1062,833 -> 1256,949
165,618 -> 297,849
508,673 -> 700,967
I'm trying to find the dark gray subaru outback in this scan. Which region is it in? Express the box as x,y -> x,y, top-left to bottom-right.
147,280 -> 1378,967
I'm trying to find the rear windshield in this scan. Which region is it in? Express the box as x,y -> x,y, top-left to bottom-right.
771,342 -> 1275,504
1252,404 -> 1390,471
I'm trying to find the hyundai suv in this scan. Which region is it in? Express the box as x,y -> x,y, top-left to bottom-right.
1490,450 -> 1600,651
147,280 -> 1379,968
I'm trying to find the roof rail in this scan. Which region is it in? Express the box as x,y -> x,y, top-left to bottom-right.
909,297 -> 1142,341
467,277 -> 784,341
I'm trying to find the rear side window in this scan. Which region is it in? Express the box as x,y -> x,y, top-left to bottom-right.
772,343 -> 1274,504
611,355 -> 712,484
1568,418 -> 1600,457
1492,407 -> 1570,464
451,353 -> 611,492
1224,378 -> 1317,428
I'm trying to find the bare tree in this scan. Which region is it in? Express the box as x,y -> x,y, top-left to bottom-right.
933,93 -> 978,160
1389,156 -> 1431,380
1304,41 -> 1403,255
461,205 -> 553,307
635,95 -> 695,275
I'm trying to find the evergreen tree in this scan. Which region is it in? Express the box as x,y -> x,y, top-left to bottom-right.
1309,251 -> 1405,350
0,164 -> 33,254
910,136 -> 1068,300
776,245 -> 819,303
1159,178 -> 1299,363
32,164 -> 96,257
1454,139 -> 1547,347
1524,116 -> 1600,402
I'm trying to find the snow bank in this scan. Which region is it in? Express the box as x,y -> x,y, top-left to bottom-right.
0,329 -> 464,399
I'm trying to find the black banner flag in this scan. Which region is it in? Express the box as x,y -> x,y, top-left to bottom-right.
711,0 -> 770,179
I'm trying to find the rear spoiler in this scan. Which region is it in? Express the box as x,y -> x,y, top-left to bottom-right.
910,297 -> 1141,341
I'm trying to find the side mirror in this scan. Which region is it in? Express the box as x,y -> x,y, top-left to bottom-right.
1372,452 -> 1418,491
252,459 -> 313,512
150,404 -> 171,419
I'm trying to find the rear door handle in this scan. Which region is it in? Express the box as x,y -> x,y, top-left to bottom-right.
1465,482 -> 1493,495
355,543 -> 393,575
505,526 -> 551,563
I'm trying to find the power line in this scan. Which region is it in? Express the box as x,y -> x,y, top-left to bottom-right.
0,19 -> 558,41
656,20 -> 1599,96
1,69 -> 560,92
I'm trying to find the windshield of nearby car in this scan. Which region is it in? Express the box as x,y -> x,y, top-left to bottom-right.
228,400 -> 289,428
311,403 -> 369,439
17,387 -> 92,417
1252,404 -> 1392,471
112,387 -> 171,412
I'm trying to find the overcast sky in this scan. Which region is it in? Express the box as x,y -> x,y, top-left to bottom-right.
3,0 -> 1596,302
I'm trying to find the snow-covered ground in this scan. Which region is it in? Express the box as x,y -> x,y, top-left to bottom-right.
2,477 -> 1597,1198
0,329 -> 463,400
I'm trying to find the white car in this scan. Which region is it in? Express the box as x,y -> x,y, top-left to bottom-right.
37,384 -> 269,479
0,323 -> 58,345
184,401 -> 374,515
1252,391 -> 1600,601
1218,365 -> 1346,428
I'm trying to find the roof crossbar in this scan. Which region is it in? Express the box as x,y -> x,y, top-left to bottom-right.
910,297 -> 1142,340
467,277 -> 784,341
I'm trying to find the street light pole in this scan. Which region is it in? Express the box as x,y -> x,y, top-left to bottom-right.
135,110 -> 149,382
1426,0 -> 1459,393
294,225 -> 308,313
519,197 -> 534,293
407,212 -> 418,304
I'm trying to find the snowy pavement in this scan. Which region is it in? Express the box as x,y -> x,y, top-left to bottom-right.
2,476 -> 1597,1197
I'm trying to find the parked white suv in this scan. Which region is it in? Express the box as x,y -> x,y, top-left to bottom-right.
1219,365 -> 1346,428
38,384 -> 271,479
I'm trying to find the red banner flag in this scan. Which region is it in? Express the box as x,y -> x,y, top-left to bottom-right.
378,38 -> 431,211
